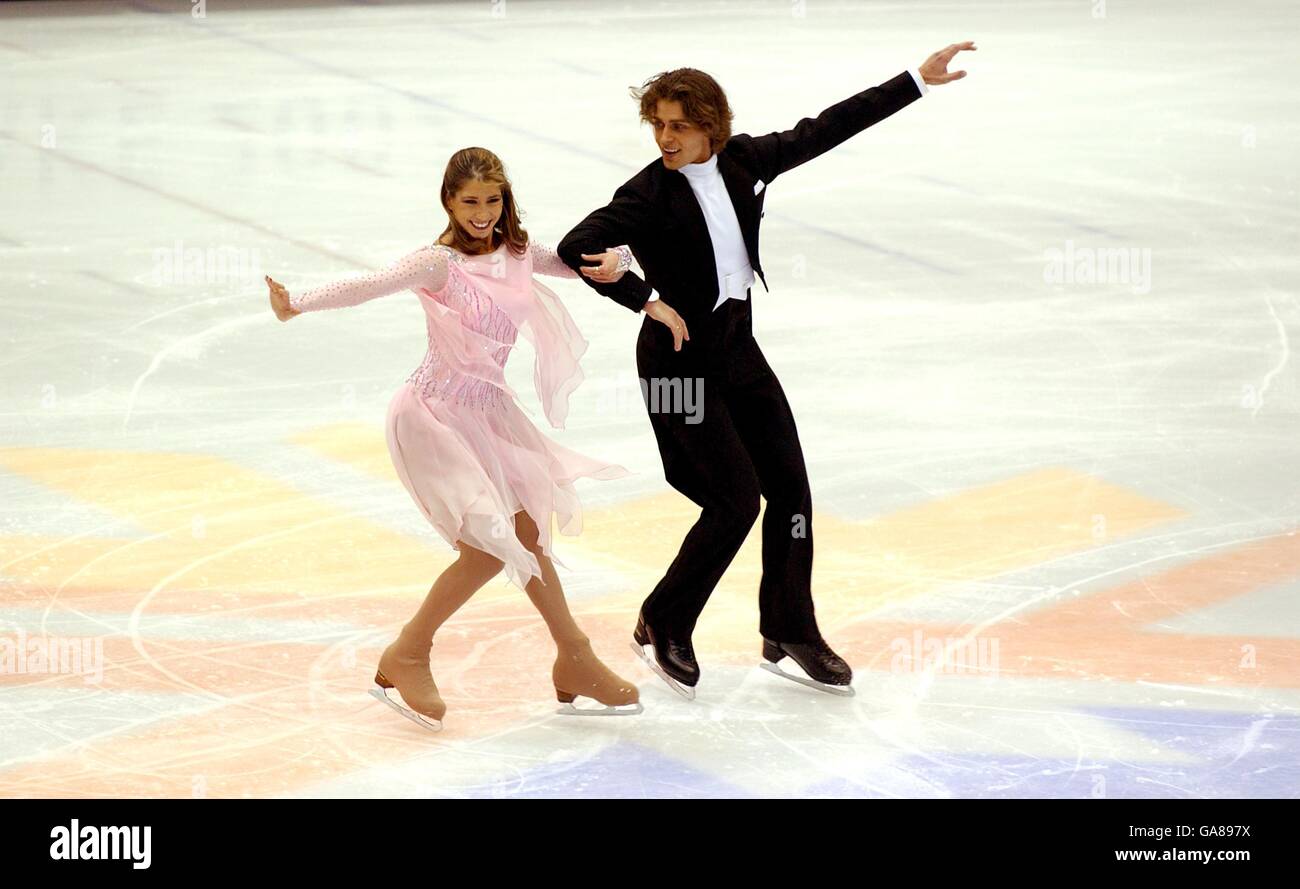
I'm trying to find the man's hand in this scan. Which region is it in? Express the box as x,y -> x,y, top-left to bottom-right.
919,41 -> 977,85
579,249 -> 628,284
645,299 -> 689,352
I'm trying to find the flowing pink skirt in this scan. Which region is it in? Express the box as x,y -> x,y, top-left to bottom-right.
384,382 -> 628,590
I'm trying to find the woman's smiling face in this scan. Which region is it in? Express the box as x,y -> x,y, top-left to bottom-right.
447,178 -> 503,242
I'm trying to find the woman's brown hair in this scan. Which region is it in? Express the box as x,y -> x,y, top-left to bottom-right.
631,68 -> 733,153
437,147 -> 528,258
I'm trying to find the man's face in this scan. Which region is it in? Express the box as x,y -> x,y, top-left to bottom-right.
651,99 -> 713,169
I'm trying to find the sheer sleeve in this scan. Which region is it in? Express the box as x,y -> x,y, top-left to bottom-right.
529,241 -> 633,280
289,246 -> 450,313
528,241 -> 578,279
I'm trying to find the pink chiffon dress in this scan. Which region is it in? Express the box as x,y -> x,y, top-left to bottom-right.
288,240 -> 630,590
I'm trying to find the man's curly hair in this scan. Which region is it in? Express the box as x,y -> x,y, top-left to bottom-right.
631,68 -> 734,153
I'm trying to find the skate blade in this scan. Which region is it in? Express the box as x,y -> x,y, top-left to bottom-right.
759,661 -> 855,697
629,641 -> 696,701
369,686 -> 444,732
555,700 -> 644,717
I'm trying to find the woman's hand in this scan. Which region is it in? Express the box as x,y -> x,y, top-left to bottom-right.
918,41 -> 977,85
645,299 -> 689,352
266,275 -> 298,321
580,247 -> 630,284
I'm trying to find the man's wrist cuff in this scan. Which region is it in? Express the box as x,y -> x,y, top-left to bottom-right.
908,66 -> 929,96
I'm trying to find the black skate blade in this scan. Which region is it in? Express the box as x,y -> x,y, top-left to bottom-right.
759,661 -> 855,697
629,641 -> 696,700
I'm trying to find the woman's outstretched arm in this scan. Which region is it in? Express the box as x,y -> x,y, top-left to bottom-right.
268,246 -> 450,320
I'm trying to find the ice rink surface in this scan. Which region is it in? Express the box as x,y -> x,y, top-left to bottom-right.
1,0 -> 1297,798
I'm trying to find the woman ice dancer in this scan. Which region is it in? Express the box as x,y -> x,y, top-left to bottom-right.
558,43 -> 976,698
267,147 -> 642,728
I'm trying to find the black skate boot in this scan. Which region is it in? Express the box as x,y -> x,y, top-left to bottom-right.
760,636 -> 854,697
630,612 -> 699,700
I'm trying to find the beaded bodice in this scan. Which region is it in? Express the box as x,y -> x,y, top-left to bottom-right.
406,245 -> 518,409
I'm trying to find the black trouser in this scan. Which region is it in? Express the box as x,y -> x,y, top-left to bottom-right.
635,294 -> 819,643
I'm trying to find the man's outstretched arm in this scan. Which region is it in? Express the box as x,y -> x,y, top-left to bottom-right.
746,41 -> 976,183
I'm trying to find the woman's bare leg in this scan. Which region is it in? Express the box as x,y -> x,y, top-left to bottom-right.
401,543 -> 505,647
513,510 -> 587,648
514,510 -> 638,706
377,543 -> 504,722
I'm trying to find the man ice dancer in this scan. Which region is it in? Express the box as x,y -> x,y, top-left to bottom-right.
558,42 -> 976,698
